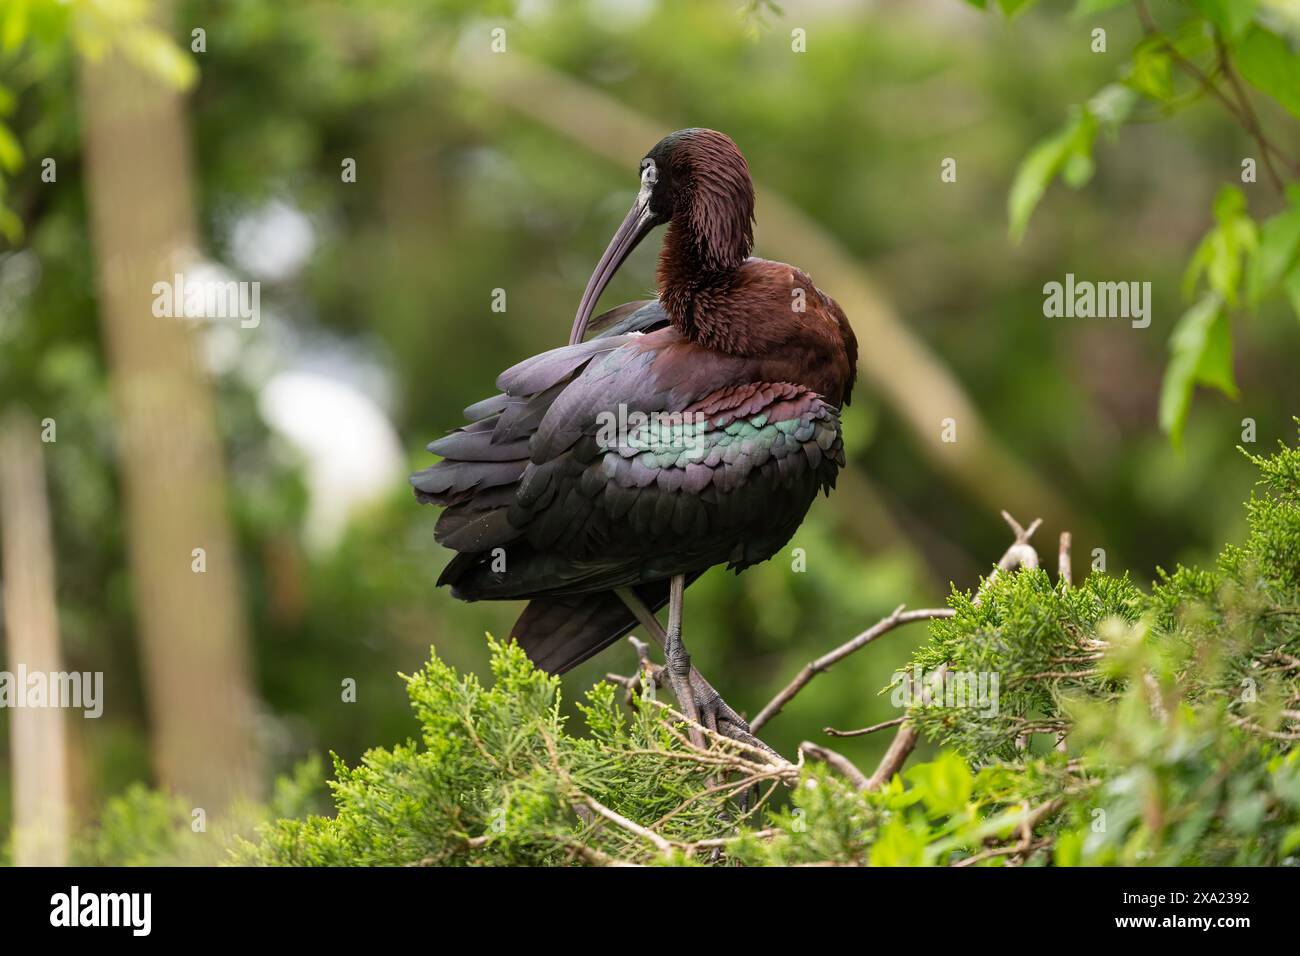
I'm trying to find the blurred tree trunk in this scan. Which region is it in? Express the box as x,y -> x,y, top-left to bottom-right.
1,411 -> 69,866
78,26 -> 261,810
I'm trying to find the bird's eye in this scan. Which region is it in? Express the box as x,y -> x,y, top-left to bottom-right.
640,159 -> 657,186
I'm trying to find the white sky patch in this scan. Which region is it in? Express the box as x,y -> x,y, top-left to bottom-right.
258,370 -> 405,552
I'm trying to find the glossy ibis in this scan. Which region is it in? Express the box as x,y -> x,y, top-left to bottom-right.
413,128 -> 857,748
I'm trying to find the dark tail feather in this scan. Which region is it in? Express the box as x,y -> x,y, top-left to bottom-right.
512,582 -> 672,675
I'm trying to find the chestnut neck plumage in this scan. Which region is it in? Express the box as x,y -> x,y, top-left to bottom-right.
657,201 -> 754,354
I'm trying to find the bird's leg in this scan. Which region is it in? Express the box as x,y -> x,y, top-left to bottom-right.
663,575 -> 706,749
615,586 -> 778,760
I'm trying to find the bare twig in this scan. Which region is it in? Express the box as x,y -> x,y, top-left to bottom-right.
1058,531 -> 1072,587
604,637 -> 666,707
564,840 -> 643,867
1230,715 -> 1300,741
952,838 -> 1052,868
542,729 -> 681,862
999,510 -> 1041,548
980,514 -> 1045,753
799,742 -> 870,790
689,827 -> 779,850
1143,671 -> 1170,723
751,605 -> 954,733
582,796 -> 675,859
952,799 -> 1062,868
824,716 -> 907,738
866,721 -> 919,791
650,768 -> 785,828
1214,32 -> 1291,189
975,511 -> 1041,604
763,511 -> 1054,793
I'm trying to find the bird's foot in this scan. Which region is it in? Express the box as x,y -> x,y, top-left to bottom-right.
686,669 -> 782,762
608,637 -> 782,762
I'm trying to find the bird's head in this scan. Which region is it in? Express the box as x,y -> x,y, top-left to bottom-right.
569,128 -> 755,345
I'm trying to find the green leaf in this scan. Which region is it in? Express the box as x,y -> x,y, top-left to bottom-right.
1005,85 -> 1134,243
0,122 -> 22,174
1214,183 -> 1247,221
1281,826 -> 1300,857
1071,0 -> 1131,15
1054,828 -> 1085,866
1160,293 -> 1237,447
996,0 -> 1038,17
1128,37 -> 1175,101
1061,149 -> 1095,187
868,815 -> 929,866
1248,188 -> 1300,304
1195,306 -> 1239,398
1,0 -> 27,53
0,206 -> 21,244
1183,185 -> 1257,304
1008,111 -> 1096,243
1009,132 -> 1074,243
1283,267 -> 1300,321
1171,17 -> 1216,60
1191,0 -> 1258,42
906,752 -> 975,818
1236,26 -> 1300,120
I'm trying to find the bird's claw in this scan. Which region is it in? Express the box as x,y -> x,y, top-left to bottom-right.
611,637 -> 782,762
691,680 -> 780,760
690,677 -> 744,733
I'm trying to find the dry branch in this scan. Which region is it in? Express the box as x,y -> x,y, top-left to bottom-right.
951,799 -> 1063,868
866,722 -> 920,792
824,716 -> 907,738
799,742 -> 870,790
751,605 -> 954,733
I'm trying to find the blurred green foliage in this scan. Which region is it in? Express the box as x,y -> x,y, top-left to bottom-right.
986,0 -> 1300,443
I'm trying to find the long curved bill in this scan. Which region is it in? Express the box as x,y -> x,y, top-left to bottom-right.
569,183 -> 657,346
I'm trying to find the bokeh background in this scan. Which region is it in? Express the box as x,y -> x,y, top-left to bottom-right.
1,0 -> 1297,861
